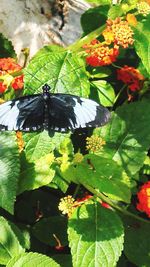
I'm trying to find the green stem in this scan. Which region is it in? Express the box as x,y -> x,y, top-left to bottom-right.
83,184 -> 150,224
68,24 -> 106,52
113,84 -> 126,105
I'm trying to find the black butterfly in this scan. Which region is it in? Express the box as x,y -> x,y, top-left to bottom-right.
0,84 -> 110,133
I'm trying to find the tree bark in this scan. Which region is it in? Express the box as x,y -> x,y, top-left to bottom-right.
0,0 -> 91,62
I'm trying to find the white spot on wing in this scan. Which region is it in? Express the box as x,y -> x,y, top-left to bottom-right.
73,98 -> 98,128
0,101 -> 20,130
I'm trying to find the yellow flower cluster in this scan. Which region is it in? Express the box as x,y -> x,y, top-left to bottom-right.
103,18 -> 134,48
58,195 -> 76,217
86,135 -> 106,153
137,1 -> 150,16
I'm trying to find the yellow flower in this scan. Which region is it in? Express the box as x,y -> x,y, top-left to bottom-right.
58,195 -> 77,217
137,1 -> 150,16
102,30 -> 115,45
86,135 -> 106,153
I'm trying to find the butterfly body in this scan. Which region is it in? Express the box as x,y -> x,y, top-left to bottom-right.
0,84 -> 110,133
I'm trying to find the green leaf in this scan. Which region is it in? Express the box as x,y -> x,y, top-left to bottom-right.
81,5 -> 109,34
0,33 -> 16,58
134,19 -> 150,74
68,202 -> 124,267
18,131 -> 72,194
63,154 -> 131,203
6,252 -> 60,267
18,153 -> 55,194
50,171 -> 70,193
24,46 -> 89,96
8,222 -> 30,250
24,131 -> 55,162
0,217 -> 24,265
96,100 -> 150,176
0,132 -> 20,213
91,80 -> 115,106
123,217 -> 150,267
141,156 -> 150,175
108,5 -> 123,19
32,216 -> 68,246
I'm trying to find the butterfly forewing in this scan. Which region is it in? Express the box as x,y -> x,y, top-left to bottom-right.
48,94 -> 110,133
0,95 -> 44,132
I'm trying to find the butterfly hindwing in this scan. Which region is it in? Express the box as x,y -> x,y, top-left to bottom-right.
48,94 -> 110,132
0,95 -> 44,132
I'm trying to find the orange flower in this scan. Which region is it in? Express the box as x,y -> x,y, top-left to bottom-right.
0,82 -> 7,94
0,57 -> 22,73
117,65 -> 145,91
106,18 -> 134,48
86,44 -> 119,67
11,75 -> 24,90
137,181 -> 150,218
16,131 -> 25,153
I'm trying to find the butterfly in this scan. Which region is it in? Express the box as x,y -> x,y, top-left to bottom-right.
0,84 -> 110,133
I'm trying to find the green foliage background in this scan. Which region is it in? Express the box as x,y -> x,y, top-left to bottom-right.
0,0 -> 150,266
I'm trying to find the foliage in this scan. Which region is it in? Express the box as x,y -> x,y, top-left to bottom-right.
0,0 -> 150,266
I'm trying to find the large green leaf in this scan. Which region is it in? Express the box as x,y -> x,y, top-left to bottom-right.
68,202 -> 124,267
32,216 -> 68,246
96,100 -> 150,176
0,132 -> 20,213
123,217 -> 150,267
63,154 -> 130,203
134,19 -> 150,74
0,217 -> 24,265
6,252 -> 60,267
24,46 -> 89,96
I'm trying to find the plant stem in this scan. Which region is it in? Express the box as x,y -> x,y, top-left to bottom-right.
68,25 -> 106,52
83,183 -> 150,224
113,84 -> 126,105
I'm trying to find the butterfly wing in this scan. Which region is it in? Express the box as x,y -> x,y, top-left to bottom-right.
48,94 -> 110,132
0,94 -> 44,132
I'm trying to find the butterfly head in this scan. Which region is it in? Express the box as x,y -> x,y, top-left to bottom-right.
42,84 -> 51,93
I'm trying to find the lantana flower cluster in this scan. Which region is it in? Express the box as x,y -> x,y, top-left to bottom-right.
0,57 -> 24,94
86,135 -> 106,153
137,181 -> 150,218
83,17 -> 134,67
117,65 -> 145,92
137,1 -> 150,16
